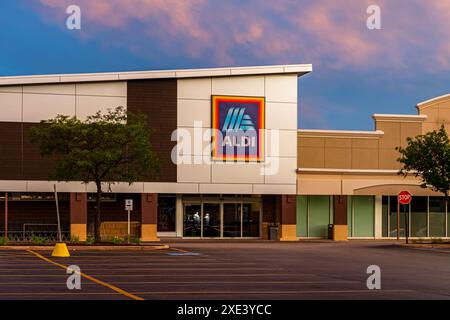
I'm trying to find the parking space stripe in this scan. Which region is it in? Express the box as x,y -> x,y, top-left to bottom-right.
27,250 -> 144,301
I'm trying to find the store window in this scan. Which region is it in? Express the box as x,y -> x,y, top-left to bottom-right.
382,196 -> 389,237
158,195 -> 176,232
429,197 -> 446,237
410,197 -> 427,237
389,196 -> 406,237
242,202 -> 261,237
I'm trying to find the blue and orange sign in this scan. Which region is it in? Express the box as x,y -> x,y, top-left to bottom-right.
212,95 -> 265,162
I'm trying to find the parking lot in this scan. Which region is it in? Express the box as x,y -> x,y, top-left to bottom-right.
0,241 -> 450,300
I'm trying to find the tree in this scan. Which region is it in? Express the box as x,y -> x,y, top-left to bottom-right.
30,107 -> 159,242
397,125 -> 450,201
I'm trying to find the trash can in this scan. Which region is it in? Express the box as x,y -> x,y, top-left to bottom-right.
268,226 -> 279,240
328,224 -> 334,240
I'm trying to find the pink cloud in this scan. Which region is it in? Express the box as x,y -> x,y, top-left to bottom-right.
35,0 -> 450,72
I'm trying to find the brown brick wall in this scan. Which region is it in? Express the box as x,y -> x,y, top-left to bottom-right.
0,122 -> 59,181
127,79 -> 177,182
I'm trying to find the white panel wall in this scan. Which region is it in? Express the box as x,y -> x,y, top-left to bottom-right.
76,96 -> 127,121
0,82 -> 127,123
23,93 -> 76,122
0,92 -> 22,122
177,74 -> 298,194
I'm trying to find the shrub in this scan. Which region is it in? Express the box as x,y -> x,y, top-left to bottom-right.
0,237 -> 8,246
30,235 -> 48,245
86,235 -> 95,245
130,237 -> 141,244
109,236 -> 125,245
70,236 -> 80,244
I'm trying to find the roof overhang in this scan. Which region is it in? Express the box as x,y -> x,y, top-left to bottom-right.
298,129 -> 384,139
416,93 -> 450,110
372,114 -> 427,122
0,64 -> 313,86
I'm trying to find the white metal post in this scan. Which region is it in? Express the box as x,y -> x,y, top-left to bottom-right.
127,210 -> 131,244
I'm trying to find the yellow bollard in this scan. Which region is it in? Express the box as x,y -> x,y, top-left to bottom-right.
51,243 -> 70,257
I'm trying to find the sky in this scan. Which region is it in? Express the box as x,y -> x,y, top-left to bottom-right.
0,0 -> 449,130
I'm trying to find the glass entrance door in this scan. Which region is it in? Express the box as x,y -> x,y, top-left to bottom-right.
223,203 -> 242,238
183,204 -> 201,237
202,203 -> 221,237
183,199 -> 262,238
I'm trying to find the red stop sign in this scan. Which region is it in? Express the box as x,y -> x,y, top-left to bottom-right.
398,191 -> 412,205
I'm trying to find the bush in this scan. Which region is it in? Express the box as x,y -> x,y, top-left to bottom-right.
109,236 -> 125,245
30,235 -> 48,245
86,235 -> 95,245
69,236 -> 80,244
130,237 -> 141,244
0,237 -> 8,246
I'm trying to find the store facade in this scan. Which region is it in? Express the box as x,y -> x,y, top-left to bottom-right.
0,64 -> 448,241
0,64 -> 310,241
297,94 -> 450,240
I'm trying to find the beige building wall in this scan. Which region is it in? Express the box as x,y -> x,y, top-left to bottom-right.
298,114 -> 427,172
296,100 -> 450,195
417,94 -> 450,133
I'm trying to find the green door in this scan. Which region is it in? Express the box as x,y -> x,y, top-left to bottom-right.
352,196 -> 375,237
308,196 -> 330,238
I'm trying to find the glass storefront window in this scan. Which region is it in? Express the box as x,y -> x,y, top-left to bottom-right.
382,196 -> 389,237
242,202 -> 261,237
410,197 -> 427,237
157,196 -> 176,232
183,204 -> 201,237
203,203 -> 221,237
223,203 -> 241,238
429,197 -> 445,237
389,196 -> 406,237
182,197 -> 262,238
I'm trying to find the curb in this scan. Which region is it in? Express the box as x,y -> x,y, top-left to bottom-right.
0,244 -> 170,251
393,243 -> 450,253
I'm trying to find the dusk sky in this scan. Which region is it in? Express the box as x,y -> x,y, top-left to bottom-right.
1,0 -> 449,130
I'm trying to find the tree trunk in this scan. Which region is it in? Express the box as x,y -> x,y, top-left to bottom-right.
95,181 -> 102,243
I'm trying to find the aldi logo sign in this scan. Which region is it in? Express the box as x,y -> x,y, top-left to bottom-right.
212,96 -> 265,162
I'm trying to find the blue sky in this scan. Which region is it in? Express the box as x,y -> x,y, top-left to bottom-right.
1,0 -> 449,130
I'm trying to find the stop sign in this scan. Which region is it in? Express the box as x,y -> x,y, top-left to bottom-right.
398,191 -> 412,205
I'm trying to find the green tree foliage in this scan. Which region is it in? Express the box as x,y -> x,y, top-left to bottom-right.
29,107 -> 159,242
397,125 -> 450,200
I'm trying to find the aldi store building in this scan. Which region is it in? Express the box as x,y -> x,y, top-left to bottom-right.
0,64 -> 449,241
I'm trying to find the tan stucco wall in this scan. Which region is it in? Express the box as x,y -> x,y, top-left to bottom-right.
418,95 -> 450,133
297,172 -> 442,196
297,94 -> 450,196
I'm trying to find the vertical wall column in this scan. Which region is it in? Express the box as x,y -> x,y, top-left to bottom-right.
70,193 -> 87,242
374,196 -> 383,239
141,193 -> 160,242
280,195 -> 297,241
333,195 -> 348,241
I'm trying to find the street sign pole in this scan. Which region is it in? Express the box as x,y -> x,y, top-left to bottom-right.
54,184 -> 62,243
398,191 -> 412,243
405,204 -> 409,244
125,199 -> 133,244
397,200 -> 400,240
127,210 -> 131,244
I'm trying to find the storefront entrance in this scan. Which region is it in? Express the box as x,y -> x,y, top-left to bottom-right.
183,197 -> 261,238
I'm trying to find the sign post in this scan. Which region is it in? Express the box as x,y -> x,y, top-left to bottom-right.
398,191 -> 412,244
125,199 -> 133,244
